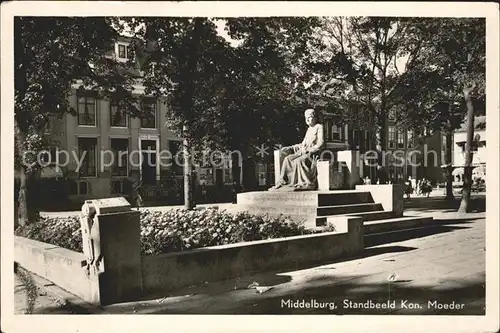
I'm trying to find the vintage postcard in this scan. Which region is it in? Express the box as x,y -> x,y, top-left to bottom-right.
1,1 -> 499,333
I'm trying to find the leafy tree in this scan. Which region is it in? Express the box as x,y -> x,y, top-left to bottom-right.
391,18 -> 485,211
128,17 -> 320,199
222,18 -> 321,189
420,18 -> 485,213
126,17 -> 234,209
307,17 -> 427,172
15,17 -> 138,225
307,17 -> 485,204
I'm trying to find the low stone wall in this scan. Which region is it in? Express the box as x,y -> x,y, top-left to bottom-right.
15,215 -> 364,304
14,236 -> 92,302
141,217 -> 363,294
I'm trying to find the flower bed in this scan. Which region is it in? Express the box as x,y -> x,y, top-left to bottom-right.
15,208 -> 326,255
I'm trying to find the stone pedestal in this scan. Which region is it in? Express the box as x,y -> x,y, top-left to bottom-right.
80,197 -> 143,306
338,150 -> 361,189
317,161 -> 347,190
237,190 -> 378,228
355,184 -> 404,216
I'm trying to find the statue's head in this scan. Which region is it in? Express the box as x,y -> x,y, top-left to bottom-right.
304,108 -> 317,126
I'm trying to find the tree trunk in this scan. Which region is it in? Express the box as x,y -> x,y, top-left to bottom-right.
458,87 -> 475,213
180,19 -> 203,210
15,121 -> 41,225
375,113 -> 387,184
17,166 -> 29,226
242,157 -> 257,191
183,124 -> 194,210
445,130 -> 455,201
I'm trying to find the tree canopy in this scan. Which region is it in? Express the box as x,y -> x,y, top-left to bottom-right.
14,17 -> 139,224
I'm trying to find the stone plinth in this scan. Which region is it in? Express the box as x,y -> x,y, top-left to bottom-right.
317,161 -> 347,190
355,184 -> 404,216
338,150 -> 362,189
80,197 -> 143,305
236,190 -> 377,228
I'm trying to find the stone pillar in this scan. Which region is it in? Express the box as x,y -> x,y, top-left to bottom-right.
80,197 -> 143,306
317,161 -> 346,191
338,150 -> 361,189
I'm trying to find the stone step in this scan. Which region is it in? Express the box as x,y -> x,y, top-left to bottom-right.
346,210 -> 398,222
363,216 -> 434,234
317,191 -> 374,207
237,190 -> 374,207
317,203 -> 383,217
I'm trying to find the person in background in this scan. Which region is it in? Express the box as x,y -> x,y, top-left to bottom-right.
376,165 -> 389,184
232,181 -> 241,204
404,176 -> 413,199
126,170 -> 143,210
410,176 -> 417,191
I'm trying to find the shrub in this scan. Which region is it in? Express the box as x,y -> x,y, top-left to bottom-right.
15,208 -> 318,255
15,216 -> 82,252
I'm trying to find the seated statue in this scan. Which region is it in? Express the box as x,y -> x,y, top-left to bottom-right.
269,108 -> 325,191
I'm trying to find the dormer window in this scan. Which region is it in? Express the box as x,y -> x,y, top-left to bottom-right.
117,42 -> 130,60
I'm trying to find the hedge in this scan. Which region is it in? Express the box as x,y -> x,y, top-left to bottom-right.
15,208 -> 331,255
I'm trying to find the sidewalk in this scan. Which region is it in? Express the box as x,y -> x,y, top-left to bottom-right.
99,209 -> 485,315
23,208 -> 486,315
15,269 -> 75,314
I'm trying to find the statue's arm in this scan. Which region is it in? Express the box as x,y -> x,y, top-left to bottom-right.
307,124 -> 325,153
290,137 -> 306,152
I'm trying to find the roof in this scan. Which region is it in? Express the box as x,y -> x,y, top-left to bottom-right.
456,115 -> 486,133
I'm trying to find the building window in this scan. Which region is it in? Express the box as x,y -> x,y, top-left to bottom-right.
141,101 -> 157,129
79,181 -> 89,195
77,96 -> 97,126
110,102 -> 128,127
39,147 -> 58,165
388,126 -> 396,149
224,168 -> 232,184
111,139 -> 129,177
353,130 -> 360,148
69,180 -> 89,195
408,130 -> 414,149
366,131 -> 372,150
388,109 -> 396,121
441,134 -> 447,152
117,43 -> 129,60
256,163 -> 267,186
331,124 -> 341,141
111,179 -> 125,194
397,128 -> 405,149
78,138 -> 97,177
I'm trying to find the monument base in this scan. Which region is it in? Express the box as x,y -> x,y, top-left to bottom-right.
237,189 -> 381,228
236,184 -> 409,229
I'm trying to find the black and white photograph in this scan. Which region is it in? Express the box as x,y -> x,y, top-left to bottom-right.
1,2 -> 499,333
